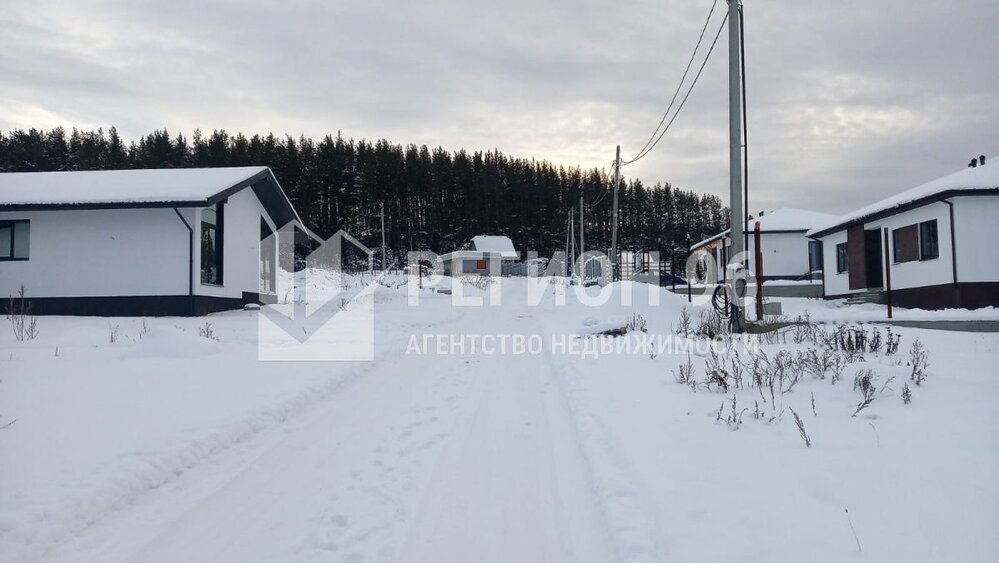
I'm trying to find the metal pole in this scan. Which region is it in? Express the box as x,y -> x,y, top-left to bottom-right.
380,202 -> 387,271
883,228 -> 893,319
754,221 -> 764,321
611,145 -> 621,281
727,0 -> 745,330
579,195 -> 585,259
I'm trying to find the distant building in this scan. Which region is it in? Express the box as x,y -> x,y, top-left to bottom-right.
689,207 -> 837,281
808,156 -> 999,309
0,167 -> 305,316
440,235 -> 518,276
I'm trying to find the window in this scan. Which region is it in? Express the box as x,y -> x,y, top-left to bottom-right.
808,240 -> 823,272
475,259 -> 487,270
836,242 -> 848,273
892,224 -> 919,263
919,219 -> 939,260
201,203 -> 224,285
0,220 -> 30,260
260,217 -> 275,293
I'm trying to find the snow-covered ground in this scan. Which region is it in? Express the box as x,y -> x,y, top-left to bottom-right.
2,276 -> 998,562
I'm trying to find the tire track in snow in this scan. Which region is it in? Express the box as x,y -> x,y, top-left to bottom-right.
542,338 -> 666,563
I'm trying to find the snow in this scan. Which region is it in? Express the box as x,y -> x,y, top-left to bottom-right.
808,157 -> 999,236
2,275 -> 998,562
691,207 -> 837,249
471,235 -> 518,258
0,167 -> 269,206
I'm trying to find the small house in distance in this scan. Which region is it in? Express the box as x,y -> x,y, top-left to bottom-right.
440,235 -> 519,276
689,207 -> 837,281
808,155 -> 999,309
0,166 -> 304,316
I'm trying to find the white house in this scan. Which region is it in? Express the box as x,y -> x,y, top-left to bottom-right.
440,235 -> 519,276
0,166 -> 304,316
807,156 -> 999,309
689,207 -> 837,281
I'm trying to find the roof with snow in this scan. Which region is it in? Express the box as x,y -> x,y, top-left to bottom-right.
471,235 -> 518,259
0,166 -> 301,226
690,207 -> 838,250
808,158 -> 999,238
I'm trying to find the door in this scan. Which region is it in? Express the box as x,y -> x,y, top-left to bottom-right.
864,229 -> 883,288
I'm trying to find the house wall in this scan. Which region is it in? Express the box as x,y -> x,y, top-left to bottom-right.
871,201 -> 954,291
693,232 -> 811,281
0,187 -> 283,314
821,200 -> 965,297
0,207 -> 189,299
193,187 -> 277,300
953,195 -> 999,283
748,232 -> 810,279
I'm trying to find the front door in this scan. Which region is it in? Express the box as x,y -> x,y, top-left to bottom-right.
863,229 -> 883,288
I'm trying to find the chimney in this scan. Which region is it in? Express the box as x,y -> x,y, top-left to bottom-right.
980,155 -> 986,166
970,158 -> 978,168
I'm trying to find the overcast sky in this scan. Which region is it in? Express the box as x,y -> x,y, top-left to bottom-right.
1,0 -> 996,214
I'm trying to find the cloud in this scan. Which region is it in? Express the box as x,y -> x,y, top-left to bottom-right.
1,0 -> 995,216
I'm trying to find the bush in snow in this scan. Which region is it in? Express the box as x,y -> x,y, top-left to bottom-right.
909,339 -> 929,386
7,285 -> 39,342
902,382 -> 912,405
852,369 -> 877,417
673,307 -> 692,338
626,313 -> 648,333
789,407 -> 811,447
672,353 -> 696,387
199,322 -> 219,341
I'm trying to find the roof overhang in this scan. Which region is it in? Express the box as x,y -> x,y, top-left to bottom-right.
807,188 -> 999,239
0,168 -> 302,228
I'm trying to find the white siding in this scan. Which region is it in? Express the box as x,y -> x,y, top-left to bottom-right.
872,201 -> 953,291
0,208 -> 189,298
953,195 -> 999,283
747,232 -> 810,278
0,187 -> 280,302
819,230 -> 850,296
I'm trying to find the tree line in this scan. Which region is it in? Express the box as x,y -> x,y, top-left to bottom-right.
0,127 -> 727,265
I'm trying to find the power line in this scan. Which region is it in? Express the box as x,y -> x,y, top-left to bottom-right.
622,10 -> 728,167
625,0 -> 719,165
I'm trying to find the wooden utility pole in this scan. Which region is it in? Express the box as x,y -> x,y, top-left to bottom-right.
610,145 -> 621,281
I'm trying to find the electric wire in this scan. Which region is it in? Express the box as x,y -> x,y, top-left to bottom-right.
624,0 -> 719,165
622,10 -> 729,167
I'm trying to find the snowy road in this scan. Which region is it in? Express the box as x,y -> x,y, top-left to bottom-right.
7,280 -> 999,563
29,292 -> 614,563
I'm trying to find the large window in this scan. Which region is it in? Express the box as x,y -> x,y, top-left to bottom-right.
201,203 -> 224,285
260,217 -> 275,293
919,219 -> 939,260
0,220 -> 30,261
836,242 -> 848,273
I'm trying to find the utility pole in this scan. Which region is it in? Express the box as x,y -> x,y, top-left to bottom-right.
727,0 -> 745,330
579,196 -> 585,260
380,202 -> 387,271
565,209 -> 572,277
569,208 -> 575,275
610,145 -> 621,281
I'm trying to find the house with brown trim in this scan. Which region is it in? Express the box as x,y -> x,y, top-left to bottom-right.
440,235 -> 519,276
807,156 -> 999,310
